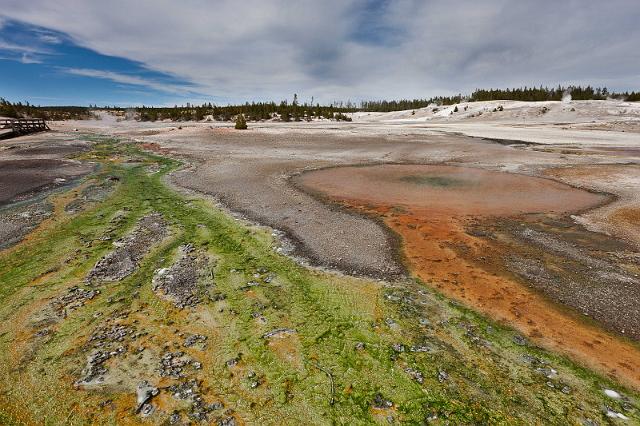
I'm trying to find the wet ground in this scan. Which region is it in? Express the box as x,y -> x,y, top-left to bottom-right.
0,133 -> 93,248
296,164 -> 606,215
2,122 -> 640,423
296,163 -> 640,389
5,120 -> 640,391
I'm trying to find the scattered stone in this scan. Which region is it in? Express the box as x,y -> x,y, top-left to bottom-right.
168,379 -> 226,422
169,379 -> 200,400
354,342 -> 365,351
262,328 -> 296,339
392,343 -> 405,353
605,407 -> 629,420
75,350 -> 110,387
153,244 -> 207,308
51,286 -> 100,316
169,411 -> 182,424
404,367 -> 424,384
89,323 -> 133,346
208,402 -> 224,411
98,399 -> 113,409
373,393 -> 393,409
226,355 -> 241,368
183,333 -> 207,348
239,281 -> 260,291
87,213 -> 168,283
512,335 -> 527,346
159,351 -> 195,378
437,370 -> 448,383
139,403 -> 154,417
410,345 -> 431,353
218,416 -> 236,426
35,328 -> 51,337
535,367 -> 558,379
384,318 -> 398,328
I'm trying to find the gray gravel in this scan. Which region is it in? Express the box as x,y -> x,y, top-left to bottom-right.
87,212 -> 168,283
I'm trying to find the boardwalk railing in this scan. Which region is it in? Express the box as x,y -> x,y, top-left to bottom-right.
0,118 -> 50,138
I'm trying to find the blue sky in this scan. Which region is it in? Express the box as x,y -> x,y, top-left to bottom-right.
1,1 -> 639,106
0,20 -> 204,106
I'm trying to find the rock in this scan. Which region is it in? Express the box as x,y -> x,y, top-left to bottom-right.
208,402 -> 224,411
169,411 -> 182,424
139,403 -> 155,417
604,389 -> 621,399
183,333 -> 207,348
535,367 -> 558,379
437,370 -> 448,383
159,351 -> 194,378
226,355 -> 241,367
391,343 -> 405,353
354,342 -> 365,351
373,393 -> 393,409
218,417 -> 236,426
51,286 -> 100,316
405,367 -> 424,384
512,335 -> 527,346
261,328 -> 296,339
136,381 -> 159,413
605,408 -> 629,420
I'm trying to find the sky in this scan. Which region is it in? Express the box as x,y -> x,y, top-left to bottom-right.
1,0 -> 639,106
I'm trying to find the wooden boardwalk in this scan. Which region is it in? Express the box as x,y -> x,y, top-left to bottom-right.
0,118 -> 49,139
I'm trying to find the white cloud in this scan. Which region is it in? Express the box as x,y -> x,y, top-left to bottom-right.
37,33 -> 62,44
1,0 -> 639,102
0,40 -> 50,54
20,52 -> 41,63
61,67 -> 197,95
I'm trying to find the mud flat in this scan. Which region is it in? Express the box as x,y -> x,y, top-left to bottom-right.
297,164 -> 640,389
0,132 -> 93,248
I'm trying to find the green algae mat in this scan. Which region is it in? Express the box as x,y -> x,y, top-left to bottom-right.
0,135 -> 637,425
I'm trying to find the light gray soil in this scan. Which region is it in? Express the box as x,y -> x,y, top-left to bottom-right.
141,128 -> 631,279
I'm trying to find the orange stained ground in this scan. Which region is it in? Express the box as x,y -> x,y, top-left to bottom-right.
298,164 -> 640,391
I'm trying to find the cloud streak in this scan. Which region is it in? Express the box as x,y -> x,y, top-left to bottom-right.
1,0 -> 639,103
61,67 -> 199,95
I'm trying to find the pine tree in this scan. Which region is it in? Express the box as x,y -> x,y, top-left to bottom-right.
235,114 -> 247,130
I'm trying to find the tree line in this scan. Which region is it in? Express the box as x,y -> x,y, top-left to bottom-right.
0,98 -> 95,120
360,86 -> 640,112
135,95 -> 354,122
3,85 -> 639,121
